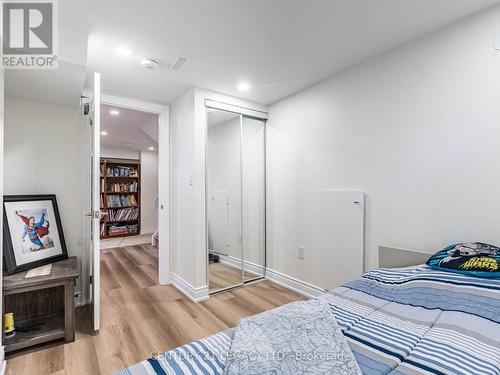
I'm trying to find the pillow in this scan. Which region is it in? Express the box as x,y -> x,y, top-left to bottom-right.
427,242 -> 500,278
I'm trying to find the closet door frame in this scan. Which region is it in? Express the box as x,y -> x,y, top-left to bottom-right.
205,100 -> 268,295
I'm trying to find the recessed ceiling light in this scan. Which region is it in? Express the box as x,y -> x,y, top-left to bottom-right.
237,81 -> 251,92
148,146 -> 155,151
109,109 -> 120,116
115,46 -> 131,57
100,131 -> 108,136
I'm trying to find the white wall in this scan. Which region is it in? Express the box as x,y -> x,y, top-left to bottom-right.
100,145 -> 139,160
267,6 -> 500,289
4,97 -> 86,295
170,88 -> 198,288
140,150 -> 158,234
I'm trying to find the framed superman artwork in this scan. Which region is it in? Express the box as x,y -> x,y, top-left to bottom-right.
3,195 -> 68,274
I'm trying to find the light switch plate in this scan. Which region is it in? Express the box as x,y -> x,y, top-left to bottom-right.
297,246 -> 305,260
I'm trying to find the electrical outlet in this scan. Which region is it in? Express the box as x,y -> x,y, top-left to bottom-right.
297,246 -> 305,260
74,292 -> 83,307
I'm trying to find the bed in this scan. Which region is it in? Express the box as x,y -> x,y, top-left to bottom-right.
117,264 -> 500,375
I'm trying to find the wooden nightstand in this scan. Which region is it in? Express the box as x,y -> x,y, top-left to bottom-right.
2,256 -> 79,353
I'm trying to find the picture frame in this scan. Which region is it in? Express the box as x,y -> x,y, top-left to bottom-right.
3,194 -> 68,274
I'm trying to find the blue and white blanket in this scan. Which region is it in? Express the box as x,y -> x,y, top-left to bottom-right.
225,299 -> 360,374
117,265 -> 500,375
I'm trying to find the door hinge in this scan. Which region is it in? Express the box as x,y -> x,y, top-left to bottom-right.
89,275 -> 93,284
85,210 -> 101,219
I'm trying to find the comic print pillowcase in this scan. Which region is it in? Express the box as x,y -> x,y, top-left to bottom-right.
427,242 -> 500,278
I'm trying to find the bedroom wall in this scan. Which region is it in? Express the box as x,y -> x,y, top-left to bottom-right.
4,97 -> 86,296
169,88 -> 198,288
266,6 -> 500,289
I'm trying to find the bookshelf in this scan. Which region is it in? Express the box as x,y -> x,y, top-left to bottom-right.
100,158 -> 141,239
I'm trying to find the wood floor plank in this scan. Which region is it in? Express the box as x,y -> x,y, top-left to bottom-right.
139,263 -> 159,284
208,262 -> 257,291
6,244 -> 306,374
62,337 -> 101,375
115,249 -> 157,288
175,300 -> 228,334
125,245 -> 157,266
100,258 -> 121,291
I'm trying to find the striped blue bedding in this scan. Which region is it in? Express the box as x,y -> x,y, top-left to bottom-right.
117,265 -> 500,375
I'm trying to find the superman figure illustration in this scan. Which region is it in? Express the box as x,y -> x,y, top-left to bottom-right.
16,211 -> 50,250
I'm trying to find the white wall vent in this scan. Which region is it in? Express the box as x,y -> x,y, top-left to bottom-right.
169,54 -> 190,71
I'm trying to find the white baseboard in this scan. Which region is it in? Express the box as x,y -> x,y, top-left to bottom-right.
217,254 -> 265,276
265,268 -> 325,298
170,273 -> 209,303
214,254 -> 325,299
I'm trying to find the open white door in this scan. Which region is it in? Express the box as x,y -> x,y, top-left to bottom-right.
89,73 -> 101,332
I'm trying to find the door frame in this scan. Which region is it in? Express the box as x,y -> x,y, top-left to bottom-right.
82,92 -> 170,305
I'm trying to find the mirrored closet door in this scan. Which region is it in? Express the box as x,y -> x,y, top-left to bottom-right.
241,116 -> 266,281
207,105 -> 266,294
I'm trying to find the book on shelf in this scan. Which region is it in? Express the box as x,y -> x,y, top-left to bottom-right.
105,194 -> 137,208
105,207 -> 139,221
106,165 -> 139,177
107,224 -> 139,236
107,181 -> 138,192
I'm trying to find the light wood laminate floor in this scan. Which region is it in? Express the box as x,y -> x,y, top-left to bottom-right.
6,244 -> 304,375
209,261 -> 261,291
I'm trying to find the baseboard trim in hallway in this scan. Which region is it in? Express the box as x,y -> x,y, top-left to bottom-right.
170,273 -> 209,302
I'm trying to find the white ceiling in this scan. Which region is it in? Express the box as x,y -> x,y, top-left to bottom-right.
59,0 -> 499,105
100,104 -> 158,151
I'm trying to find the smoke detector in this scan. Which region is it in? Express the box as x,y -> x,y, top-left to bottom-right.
140,57 -> 159,71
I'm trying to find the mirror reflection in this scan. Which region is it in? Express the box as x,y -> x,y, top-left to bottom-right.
207,108 -> 266,293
